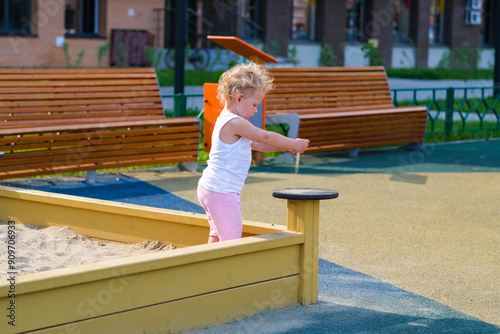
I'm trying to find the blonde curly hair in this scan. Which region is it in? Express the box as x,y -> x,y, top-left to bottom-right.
217,62 -> 275,105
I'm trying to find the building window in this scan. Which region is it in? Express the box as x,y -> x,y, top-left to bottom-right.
291,0 -> 316,41
65,0 -> 100,36
393,0 -> 411,43
481,0 -> 493,46
346,0 -> 365,43
0,0 -> 30,35
429,0 -> 445,44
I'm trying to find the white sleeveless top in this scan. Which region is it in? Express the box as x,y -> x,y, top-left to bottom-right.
198,113 -> 252,194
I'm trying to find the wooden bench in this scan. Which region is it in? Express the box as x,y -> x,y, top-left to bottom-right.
266,66 -> 428,156
0,68 -> 200,180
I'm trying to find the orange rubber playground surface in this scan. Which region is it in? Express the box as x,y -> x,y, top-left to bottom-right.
2,139 -> 499,333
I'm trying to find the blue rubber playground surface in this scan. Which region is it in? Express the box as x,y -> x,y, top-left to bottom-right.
1,139 -> 499,333
5,172 -> 206,214
189,258 -> 500,334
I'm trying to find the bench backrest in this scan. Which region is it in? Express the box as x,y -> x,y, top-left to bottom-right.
266,66 -> 394,115
0,68 -> 165,126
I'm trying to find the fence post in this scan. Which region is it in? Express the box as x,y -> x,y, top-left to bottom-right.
392,90 -> 399,106
174,93 -> 187,117
445,87 -> 454,137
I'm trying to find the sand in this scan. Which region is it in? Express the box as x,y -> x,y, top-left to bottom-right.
0,222 -> 175,279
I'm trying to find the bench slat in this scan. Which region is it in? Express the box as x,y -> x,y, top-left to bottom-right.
9,132 -> 199,152
0,117 -> 199,136
0,72 -> 158,80
0,124 -> 200,146
269,66 -> 386,72
267,104 -> 398,115
1,112 -> 162,122
0,79 -> 159,88
0,68 -> 157,74
272,73 -> 388,81
298,106 -> 427,119
311,129 -> 425,143
0,155 -> 198,180
0,97 -> 162,108
0,146 -> 199,170
270,93 -> 391,100
271,84 -> 390,93
267,96 -> 393,110
0,116 -> 198,131
299,116 -> 427,132
0,140 -> 200,165
308,135 -> 425,153
0,103 -> 161,115
299,122 -> 427,135
0,129 -> 200,153
0,89 -> 161,101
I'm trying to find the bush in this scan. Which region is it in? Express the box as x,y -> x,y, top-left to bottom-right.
156,69 -> 223,86
144,46 -> 166,70
288,43 -> 299,67
434,42 -> 483,80
318,44 -> 338,67
453,42 -> 481,70
361,41 -> 383,66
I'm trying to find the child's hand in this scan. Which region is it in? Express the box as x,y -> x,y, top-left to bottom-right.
293,138 -> 309,154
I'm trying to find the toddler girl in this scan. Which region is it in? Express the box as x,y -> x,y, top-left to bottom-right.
198,62 -> 309,243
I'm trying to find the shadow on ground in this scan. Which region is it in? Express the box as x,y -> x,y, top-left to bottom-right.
1,173 -> 205,214
250,140 -> 500,175
191,259 -> 500,334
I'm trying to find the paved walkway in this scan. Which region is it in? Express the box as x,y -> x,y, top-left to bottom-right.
388,78 -> 494,90
1,140 -> 499,333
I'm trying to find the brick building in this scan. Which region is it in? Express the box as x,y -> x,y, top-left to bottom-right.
0,0 -> 497,69
201,0 -> 497,68
0,0 -> 163,68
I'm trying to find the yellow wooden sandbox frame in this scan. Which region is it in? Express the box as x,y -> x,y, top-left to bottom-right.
0,185 -> 327,334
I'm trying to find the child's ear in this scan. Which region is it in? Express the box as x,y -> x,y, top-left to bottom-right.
235,93 -> 244,105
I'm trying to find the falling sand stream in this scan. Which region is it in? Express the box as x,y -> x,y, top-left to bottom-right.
294,153 -> 301,174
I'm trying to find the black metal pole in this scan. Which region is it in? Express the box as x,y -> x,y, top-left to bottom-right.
163,0 -> 169,49
494,1 -> 500,95
174,0 -> 186,116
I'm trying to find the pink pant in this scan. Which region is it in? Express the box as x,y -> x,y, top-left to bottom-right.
197,185 -> 243,241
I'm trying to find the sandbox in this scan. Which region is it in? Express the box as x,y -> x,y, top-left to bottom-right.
0,185 -> 336,333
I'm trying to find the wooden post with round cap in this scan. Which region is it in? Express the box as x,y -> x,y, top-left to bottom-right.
272,188 -> 339,306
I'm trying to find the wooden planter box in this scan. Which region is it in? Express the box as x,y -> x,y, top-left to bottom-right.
0,185 -> 327,334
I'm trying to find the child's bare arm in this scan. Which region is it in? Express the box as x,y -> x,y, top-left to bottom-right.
229,118 -> 309,153
251,140 -> 306,154
251,141 -> 278,152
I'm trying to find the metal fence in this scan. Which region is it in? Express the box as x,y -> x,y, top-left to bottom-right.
391,86 -> 500,136
163,86 -> 500,137
162,93 -> 204,117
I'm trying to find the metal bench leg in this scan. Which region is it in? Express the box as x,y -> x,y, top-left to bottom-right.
266,113 -> 300,139
86,170 -> 97,183
178,162 -> 198,172
266,113 -> 301,163
401,142 -> 425,150
349,148 -> 359,158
